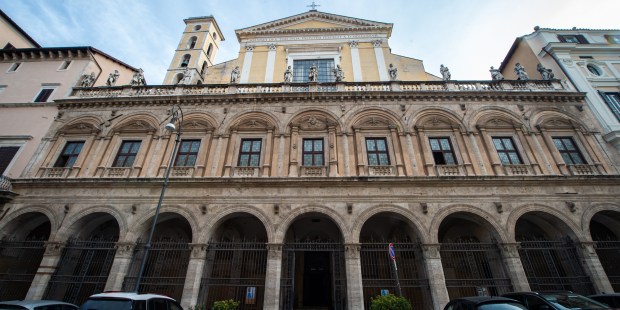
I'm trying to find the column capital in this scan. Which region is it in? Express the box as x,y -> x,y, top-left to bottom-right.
349,40 -> 359,48
266,243 -> 283,260
499,243 -> 521,258
344,243 -> 361,259
114,242 -> 137,258
422,243 -> 441,259
43,241 -> 65,256
189,243 -> 208,259
577,241 -> 598,258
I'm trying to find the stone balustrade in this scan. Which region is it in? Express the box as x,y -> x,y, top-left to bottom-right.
0,175 -> 13,192
70,80 -> 567,99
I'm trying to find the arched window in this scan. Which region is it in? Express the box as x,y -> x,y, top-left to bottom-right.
206,43 -> 213,58
200,61 -> 208,76
187,36 -> 197,49
213,32 -> 217,41
180,54 -> 191,67
175,73 -> 184,84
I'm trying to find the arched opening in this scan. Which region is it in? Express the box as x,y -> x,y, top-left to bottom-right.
359,212 -> 431,309
187,36 -> 197,49
123,212 -> 192,301
181,54 -> 191,67
516,211 -> 594,294
200,61 -> 208,77
206,43 -> 213,58
439,212 -> 512,299
0,212 -> 50,300
590,210 -> 620,291
199,213 -> 268,310
44,212 -> 119,305
280,212 -> 346,310
174,73 -> 184,85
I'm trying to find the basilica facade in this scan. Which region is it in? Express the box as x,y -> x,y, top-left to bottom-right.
1,10 -> 620,310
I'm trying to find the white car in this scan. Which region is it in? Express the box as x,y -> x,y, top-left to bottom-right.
79,292 -> 182,310
0,300 -> 78,310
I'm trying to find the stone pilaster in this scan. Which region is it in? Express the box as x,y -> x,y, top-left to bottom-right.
180,243 -> 208,309
499,243 -> 530,291
25,241 -> 65,300
422,244 -> 450,310
344,243 -> 364,310
577,242 -> 614,293
104,242 -> 136,291
263,243 -> 283,310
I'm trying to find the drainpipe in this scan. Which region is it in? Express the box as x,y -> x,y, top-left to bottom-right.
542,46 -> 581,92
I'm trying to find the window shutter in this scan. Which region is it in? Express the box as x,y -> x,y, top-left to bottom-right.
576,35 -> 589,44
0,146 -> 20,175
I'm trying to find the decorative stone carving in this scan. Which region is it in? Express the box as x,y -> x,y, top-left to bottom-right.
489,66 -> 504,80
297,115 -> 328,131
333,64 -> 344,82
537,64 -> 554,80
131,68 -> 147,86
106,70 -> 120,86
245,45 -> 255,52
514,63 -> 529,80
440,64 -> 451,81
565,201 -> 576,212
44,241 -> 65,256
308,63 -> 318,82
345,244 -> 361,259
190,243 -> 208,259
500,243 -> 520,258
372,40 -> 382,47
349,40 -> 359,48
578,242 -> 597,257
268,44 -> 277,51
388,63 -> 398,81
494,202 -> 503,213
178,67 -> 191,85
80,72 -> 96,87
283,65 -> 292,83
230,66 -> 240,83
114,242 -> 136,258
422,244 -> 441,259
420,202 -> 428,214
266,244 -> 283,260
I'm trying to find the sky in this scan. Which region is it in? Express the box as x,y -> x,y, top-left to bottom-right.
3,0 -> 619,84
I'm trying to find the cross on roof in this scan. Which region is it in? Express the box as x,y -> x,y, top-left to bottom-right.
307,1 -> 320,11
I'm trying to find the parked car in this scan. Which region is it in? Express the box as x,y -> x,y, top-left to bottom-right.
444,296 -> 528,310
589,293 -> 620,309
0,300 -> 78,310
79,292 -> 182,310
502,291 -> 609,309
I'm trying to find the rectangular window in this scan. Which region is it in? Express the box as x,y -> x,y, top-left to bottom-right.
605,35 -> 620,44
7,62 -> 21,72
293,59 -> 335,83
366,137 -> 390,166
492,137 -> 523,165
58,60 -> 71,70
238,139 -> 262,167
552,137 -> 586,165
113,141 -> 141,167
54,141 -> 84,168
174,140 -> 200,167
429,137 -> 457,165
557,34 -> 588,44
302,138 -> 324,166
601,92 -> 620,122
34,88 -> 55,102
0,146 -> 20,175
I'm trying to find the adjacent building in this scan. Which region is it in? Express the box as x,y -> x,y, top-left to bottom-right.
0,9 -> 619,310
500,26 -> 620,153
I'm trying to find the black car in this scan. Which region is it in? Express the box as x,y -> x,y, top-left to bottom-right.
502,291 -> 609,309
444,296 -> 527,310
589,293 -> 620,309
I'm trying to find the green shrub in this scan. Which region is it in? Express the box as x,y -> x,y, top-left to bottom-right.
212,299 -> 240,310
370,294 -> 412,310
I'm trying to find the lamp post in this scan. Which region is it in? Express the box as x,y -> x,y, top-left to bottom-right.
134,105 -> 183,292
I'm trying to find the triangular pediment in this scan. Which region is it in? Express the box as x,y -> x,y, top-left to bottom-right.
236,11 -> 392,39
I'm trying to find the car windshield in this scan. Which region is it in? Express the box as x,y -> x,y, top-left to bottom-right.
478,302 -> 528,310
542,293 -> 609,309
79,298 -> 132,310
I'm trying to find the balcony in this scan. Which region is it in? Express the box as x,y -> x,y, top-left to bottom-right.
70,80 -> 568,99
435,165 -> 466,176
368,165 -> 396,176
567,164 -> 599,176
503,164 -> 533,176
104,167 -> 131,178
300,166 -> 327,177
233,166 -> 260,177
41,167 -> 71,178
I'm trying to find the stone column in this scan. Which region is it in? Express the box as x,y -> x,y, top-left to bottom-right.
262,129 -> 274,177
372,40 -> 389,81
499,243 -> 530,291
328,126 -> 338,177
104,242 -> 136,291
223,130 -> 237,177
422,244 -> 449,310
538,127 -> 569,175
263,243 -> 283,310
477,127 -> 504,175
288,127 -> 299,177
25,241 -> 65,300
389,125 -> 405,176
353,128 -> 366,176
577,242 -> 614,293
181,243 -> 208,309
416,128 -> 436,176
264,44 -> 277,83
240,45 -> 254,84
349,41 -> 363,82
345,244 -> 364,310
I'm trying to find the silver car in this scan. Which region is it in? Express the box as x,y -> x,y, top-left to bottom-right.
0,300 -> 78,310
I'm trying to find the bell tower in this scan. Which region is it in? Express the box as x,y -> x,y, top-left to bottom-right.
163,16 -> 224,85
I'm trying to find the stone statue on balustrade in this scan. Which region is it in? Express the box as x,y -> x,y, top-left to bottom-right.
333,65 -> 344,82
106,70 -> 120,86
80,72 -> 96,87
489,66 -> 504,81
440,64 -> 451,81
537,64 -> 554,80
131,68 -> 147,86
388,63 -> 398,80
308,63 -> 318,82
230,66 -> 240,83
514,63 -> 529,80
283,65 -> 292,83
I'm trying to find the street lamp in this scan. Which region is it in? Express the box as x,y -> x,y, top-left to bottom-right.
134,105 -> 183,292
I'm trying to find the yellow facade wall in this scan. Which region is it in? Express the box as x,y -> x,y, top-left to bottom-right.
273,46 -> 288,83
247,46 -> 268,83
282,20 -> 341,30
388,54 -> 434,81
339,43 -> 354,82
500,40 -> 557,80
358,42 -> 379,81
